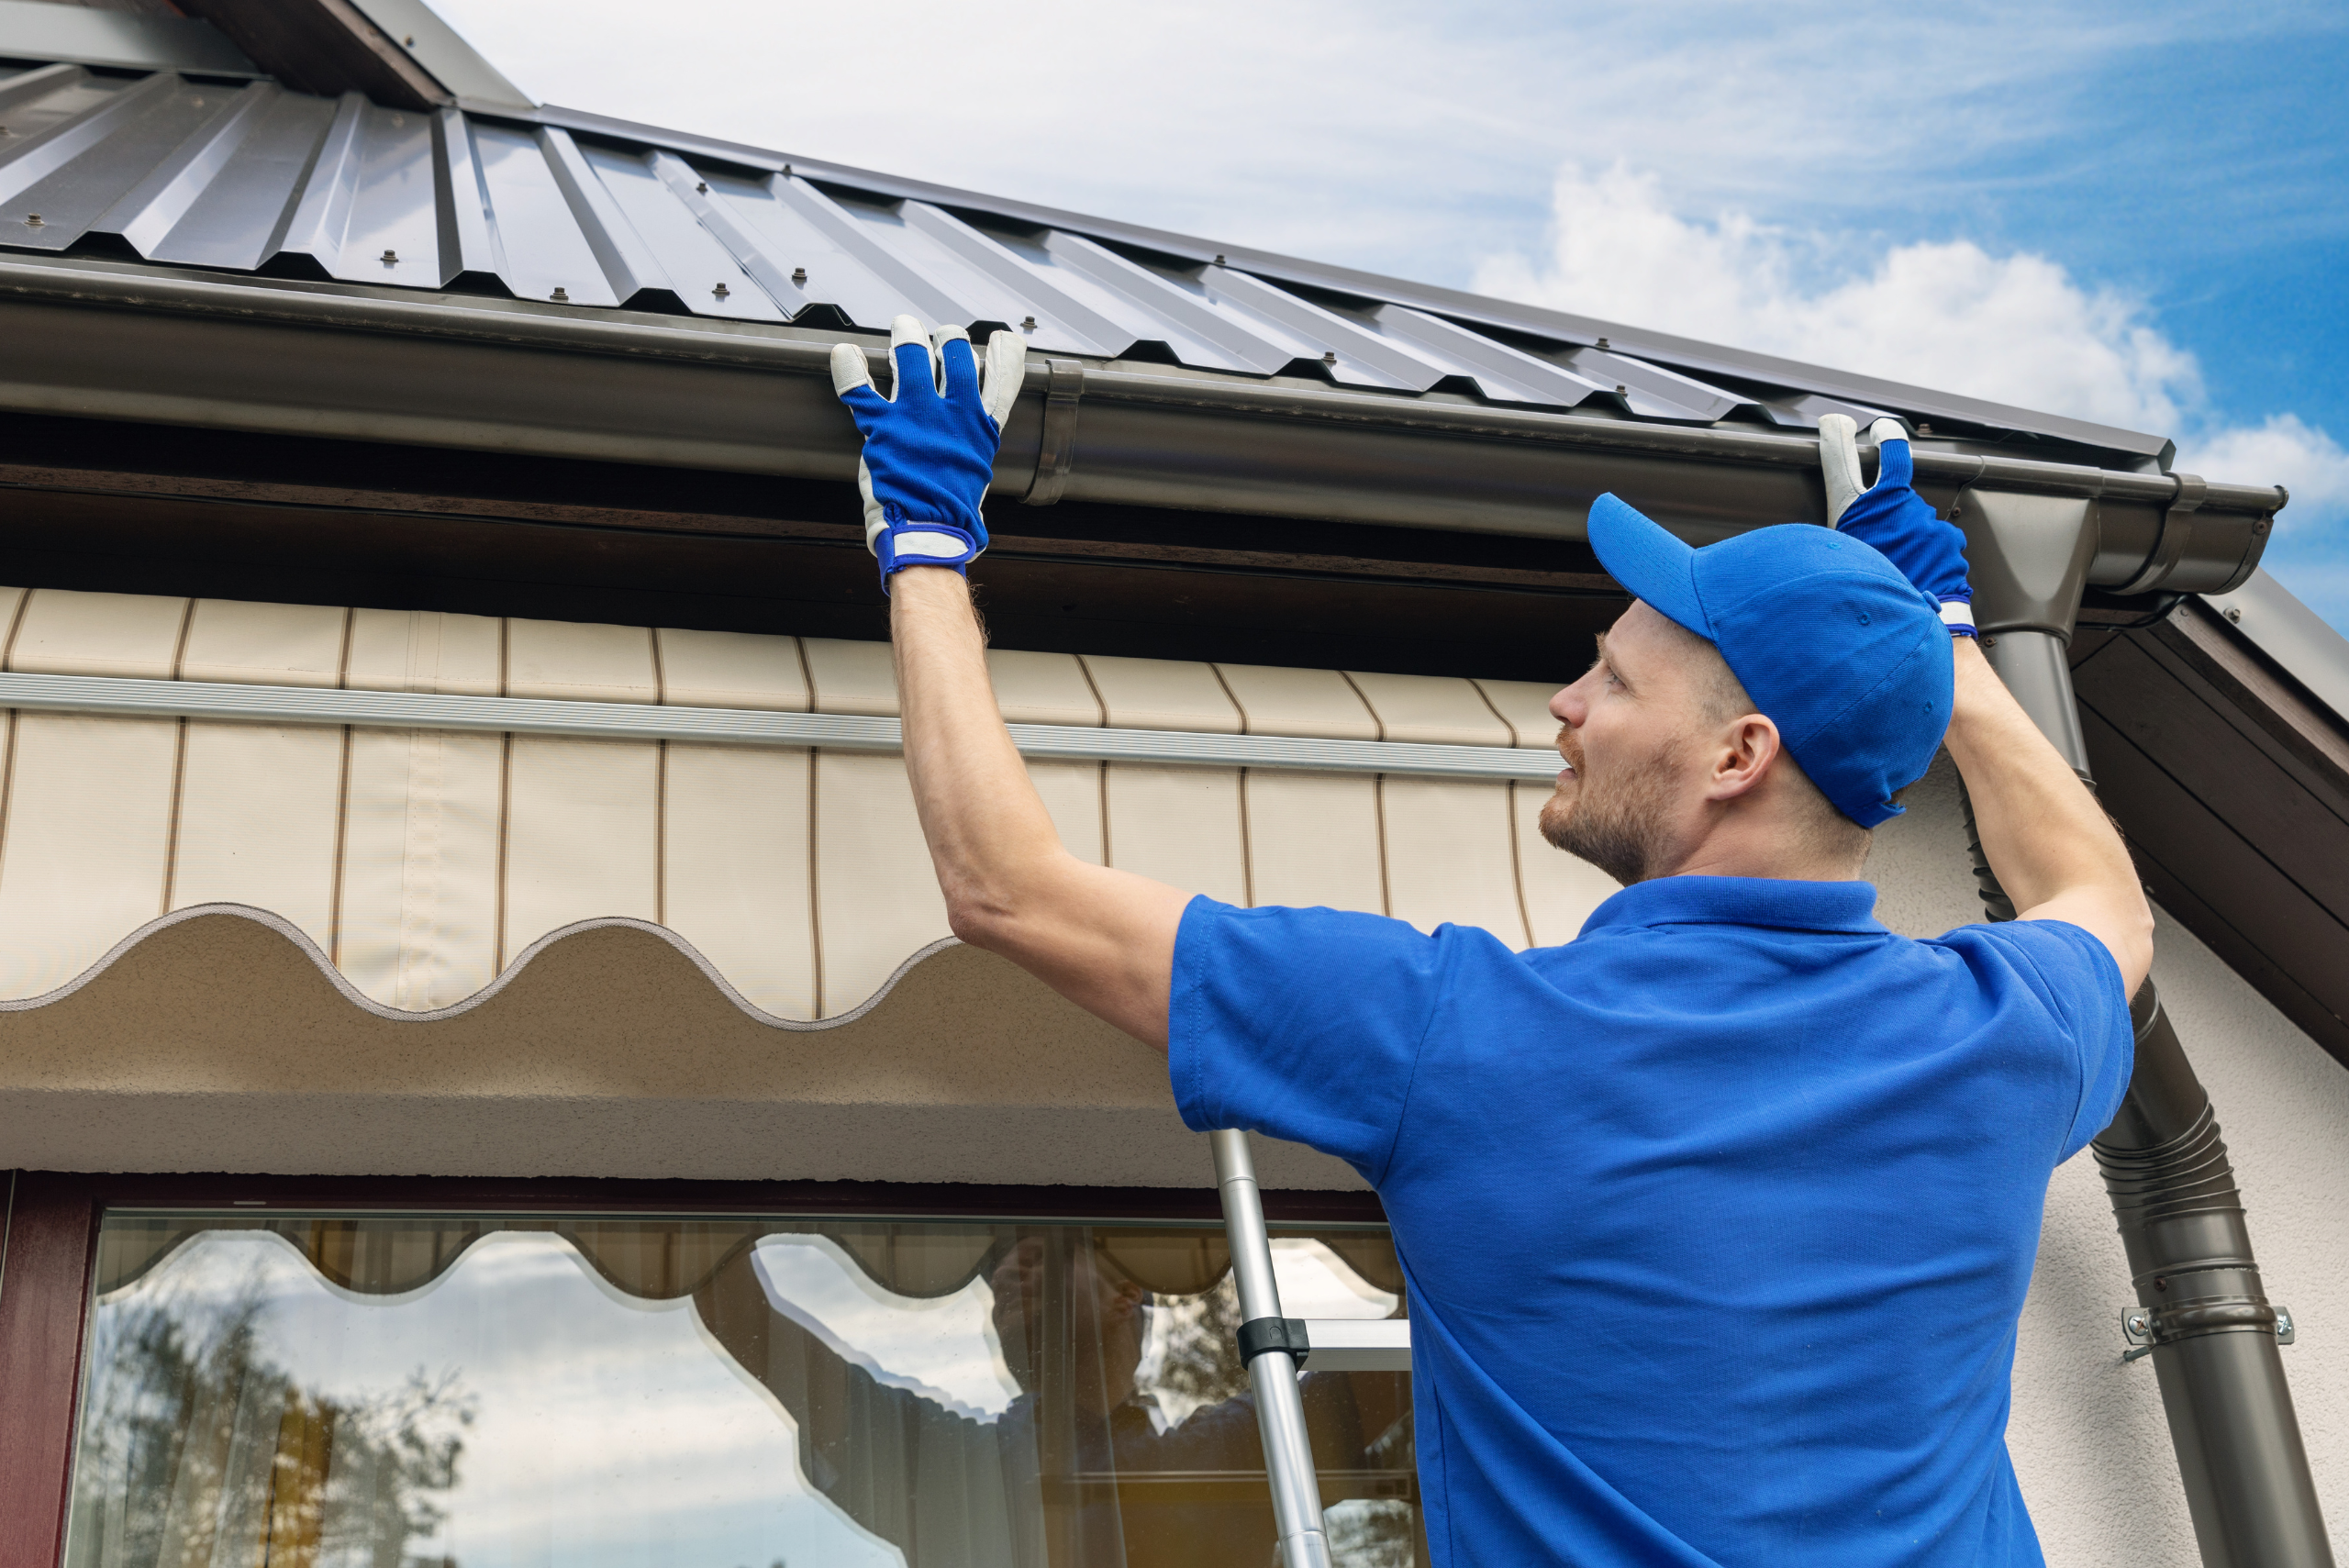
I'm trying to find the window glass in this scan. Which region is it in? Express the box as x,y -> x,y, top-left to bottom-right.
64,1213 -> 1420,1568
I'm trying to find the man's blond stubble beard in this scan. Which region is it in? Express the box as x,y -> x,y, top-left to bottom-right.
1539,728 -> 1689,887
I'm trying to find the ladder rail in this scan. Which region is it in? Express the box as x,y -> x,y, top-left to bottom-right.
1210,1129 -> 1335,1568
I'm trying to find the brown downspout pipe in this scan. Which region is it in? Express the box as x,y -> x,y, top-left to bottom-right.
1954,489 -> 2333,1567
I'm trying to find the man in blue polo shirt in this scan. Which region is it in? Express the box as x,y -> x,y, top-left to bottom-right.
830,318 -> 2151,1566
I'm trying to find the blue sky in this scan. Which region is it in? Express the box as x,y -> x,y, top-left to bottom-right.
431,0 -> 2349,624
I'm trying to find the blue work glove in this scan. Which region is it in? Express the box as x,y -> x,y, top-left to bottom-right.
829,314 -> 1026,590
1820,416 -> 1976,636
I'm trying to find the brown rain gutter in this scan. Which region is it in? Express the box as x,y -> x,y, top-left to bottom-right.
1958,495 -> 2332,1568
0,257 -> 2279,599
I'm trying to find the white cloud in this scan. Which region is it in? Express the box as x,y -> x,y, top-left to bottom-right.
422,0 -> 2288,288
1475,164 -> 2343,567
2181,415 -> 2349,521
1474,164 -> 2203,435
1473,163 -> 2349,624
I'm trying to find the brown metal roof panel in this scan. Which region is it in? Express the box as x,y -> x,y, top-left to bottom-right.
1036,228 -> 1296,374
132,85 -> 338,269
0,53 -> 2233,470
579,142 -> 785,321
466,119 -> 631,306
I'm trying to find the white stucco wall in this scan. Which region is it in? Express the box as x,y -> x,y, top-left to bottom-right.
1874,755 -> 2348,1563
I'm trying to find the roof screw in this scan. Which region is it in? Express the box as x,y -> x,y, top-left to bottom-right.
1322,351 -> 1338,366
1213,253 -> 1227,266
404,34 -> 416,45
712,282 -> 729,300
791,266 -> 807,285
1615,384 -> 1628,395
24,214 -> 43,228
2225,606 -> 2243,624
696,181 -> 708,194
380,248 -> 397,263
1918,421 -> 1933,436
782,163 -> 794,177
1020,316 -> 1038,332
551,286 -> 570,303
1596,337 -> 1609,350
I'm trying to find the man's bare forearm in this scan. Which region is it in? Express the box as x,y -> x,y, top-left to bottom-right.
891,568 -> 1063,917
891,567 -> 1188,1046
1941,638 -> 2152,990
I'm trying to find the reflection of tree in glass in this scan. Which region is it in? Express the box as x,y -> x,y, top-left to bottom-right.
66,1268 -> 473,1568
1137,1273 -> 1248,1429
1327,1498 -> 1418,1568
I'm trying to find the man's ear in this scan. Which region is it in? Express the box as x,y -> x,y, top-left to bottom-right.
1708,714 -> 1783,803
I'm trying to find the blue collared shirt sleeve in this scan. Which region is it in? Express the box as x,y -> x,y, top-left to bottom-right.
1958,917 -> 2136,1160
1168,896 -> 1449,1182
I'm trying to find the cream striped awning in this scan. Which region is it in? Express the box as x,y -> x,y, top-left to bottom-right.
0,587 -> 1617,1021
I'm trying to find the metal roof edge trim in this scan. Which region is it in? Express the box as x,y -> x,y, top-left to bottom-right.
0,4 -> 264,79
0,673 -> 1568,782
505,99 -> 2172,462
347,0 -> 533,109
2199,571 -> 2349,728
0,255 -> 2285,523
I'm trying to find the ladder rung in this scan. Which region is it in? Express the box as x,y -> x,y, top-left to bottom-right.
1297,1318 -> 1412,1372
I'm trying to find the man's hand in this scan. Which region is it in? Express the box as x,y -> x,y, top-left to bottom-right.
831,315 -> 1024,589
1820,416 -> 1975,636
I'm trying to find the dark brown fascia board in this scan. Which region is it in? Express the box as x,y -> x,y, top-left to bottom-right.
2145,602 -> 2349,805
7,1168 -> 1389,1224
2080,702 -> 2349,1071
0,481 -> 1625,679
0,256 -> 2281,597
173,0 -> 447,109
505,99 -> 2175,465
0,462 -> 1619,596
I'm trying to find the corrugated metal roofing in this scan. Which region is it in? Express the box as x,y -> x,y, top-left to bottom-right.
0,55 -> 2167,464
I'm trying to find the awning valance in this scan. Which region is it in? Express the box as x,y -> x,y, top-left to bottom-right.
0,585 -> 1611,1021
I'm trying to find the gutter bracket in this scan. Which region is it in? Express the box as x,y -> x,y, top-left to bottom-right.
2114,472 -> 2207,596
1022,358 -> 1083,506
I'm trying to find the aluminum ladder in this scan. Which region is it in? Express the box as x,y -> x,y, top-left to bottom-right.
1210,1129 -> 1414,1568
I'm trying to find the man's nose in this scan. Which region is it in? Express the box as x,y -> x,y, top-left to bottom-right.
1550,683 -> 1585,728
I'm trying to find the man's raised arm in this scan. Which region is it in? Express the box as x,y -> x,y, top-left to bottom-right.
1823,416 -> 2153,992
1941,639 -> 2153,992
831,317 -> 1189,1048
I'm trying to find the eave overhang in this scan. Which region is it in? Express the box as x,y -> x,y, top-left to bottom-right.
0,254 -> 2281,599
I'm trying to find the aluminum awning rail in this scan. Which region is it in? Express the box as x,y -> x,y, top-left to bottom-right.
0,673 -> 1568,782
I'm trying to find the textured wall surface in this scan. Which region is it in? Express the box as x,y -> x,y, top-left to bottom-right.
1876,756 -> 2347,1565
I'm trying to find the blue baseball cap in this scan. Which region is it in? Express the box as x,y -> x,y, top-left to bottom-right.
1586,494 -> 1953,827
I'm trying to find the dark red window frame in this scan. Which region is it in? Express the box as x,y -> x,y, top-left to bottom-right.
0,1168 -> 1383,1568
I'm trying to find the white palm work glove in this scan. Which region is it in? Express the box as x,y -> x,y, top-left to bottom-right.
1819,414 -> 1976,636
829,315 -> 1025,589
